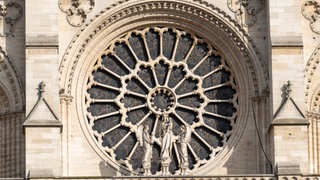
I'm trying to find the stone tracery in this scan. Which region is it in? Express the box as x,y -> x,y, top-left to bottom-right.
85,27 -> 238,175
227,0 -> 265,26
302,0 -> 320,34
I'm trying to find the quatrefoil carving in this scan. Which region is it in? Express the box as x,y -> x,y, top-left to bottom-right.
0,2 -> 23,37
227,0 -> 265,26
302,0 -> 320,34
59,0 -> 95,27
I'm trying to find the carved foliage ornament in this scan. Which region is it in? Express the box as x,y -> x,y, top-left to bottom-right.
227,0 -> 265,26
59,0 -> 95,27
86,27 -> 239,175
0,2 -> 23,37
302,0 -> 320,34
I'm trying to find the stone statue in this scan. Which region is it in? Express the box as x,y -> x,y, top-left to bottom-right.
137,124 -> 153,175
178,124 -> 191,175
160,113 -> 173,175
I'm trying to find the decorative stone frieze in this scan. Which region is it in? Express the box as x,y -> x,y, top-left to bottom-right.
0,2 -> 23,37
302,0 -> 320,34
227,0 -> 265,26
59,0 -> 95,27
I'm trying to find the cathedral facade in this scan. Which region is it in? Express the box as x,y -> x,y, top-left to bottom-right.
0,0 -> 320,179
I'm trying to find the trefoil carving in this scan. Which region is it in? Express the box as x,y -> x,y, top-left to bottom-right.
302,0 -> 320,34
59,0 -> 95,27
227,0 -> 265,26
0,2 -> 23,37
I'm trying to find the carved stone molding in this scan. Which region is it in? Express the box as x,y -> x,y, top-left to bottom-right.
59,0 -> 95,27
302,0 -> 320,34
59,0 -> 269,97
0,46 -> 24,112
305,44 -> 320,106
0,87 -> 10,114
0,2 -> 23,37
227,0 -> 265,26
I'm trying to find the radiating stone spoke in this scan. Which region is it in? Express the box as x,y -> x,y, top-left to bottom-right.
127,141 -> 139,160
112,131 -> 132,150
173,142 -> 181,166
208,99 -> 232,103
127,104 -> 147,112
137,111 -> 152,126
191,53 -> 210,73
176,103 -> 196,112
91,98 -> 115,103
164,67 -> 172,86
151,67 -> 159,86
151,115 -> 160,136
183,41 -> 197,62
176,91 -> 195,99
101,124 -> 122,136
172,77 -> 186,91
126,91 -> 147,99
159,33 -> 163,56
113,53 -> 133,73
203,124 -> 224,137
94,111 -> 121,121
127,42 -> 140,62
203,111 -> 230,120
101,66 -> 121,79
187,143 -> 199,162
203,82 -> 230,92
171,34 -> 180,60
135,75 -> 152,91
202,65 -> 223,79
94,82 -> 120,91
193,131 -> 213,150
172,111 -> 188,126
142,35 -> 152,61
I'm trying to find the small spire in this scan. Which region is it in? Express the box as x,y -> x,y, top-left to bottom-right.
285,80 -> 292,98
37,81 -> 46,99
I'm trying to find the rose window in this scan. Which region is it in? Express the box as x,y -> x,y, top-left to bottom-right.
86,27 -> 238,175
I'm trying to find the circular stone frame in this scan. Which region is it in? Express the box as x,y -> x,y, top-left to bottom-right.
59,0 -> 268,175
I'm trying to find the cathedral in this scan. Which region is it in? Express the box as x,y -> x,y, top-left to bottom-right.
0,0 -> 320,179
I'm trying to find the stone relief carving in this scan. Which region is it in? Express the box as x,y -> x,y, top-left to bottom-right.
302,0 -> 320,34
59,0 -> 95,27
0,2 -> 23,37
178,124 -> 191,175
227,0 -> 265,26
